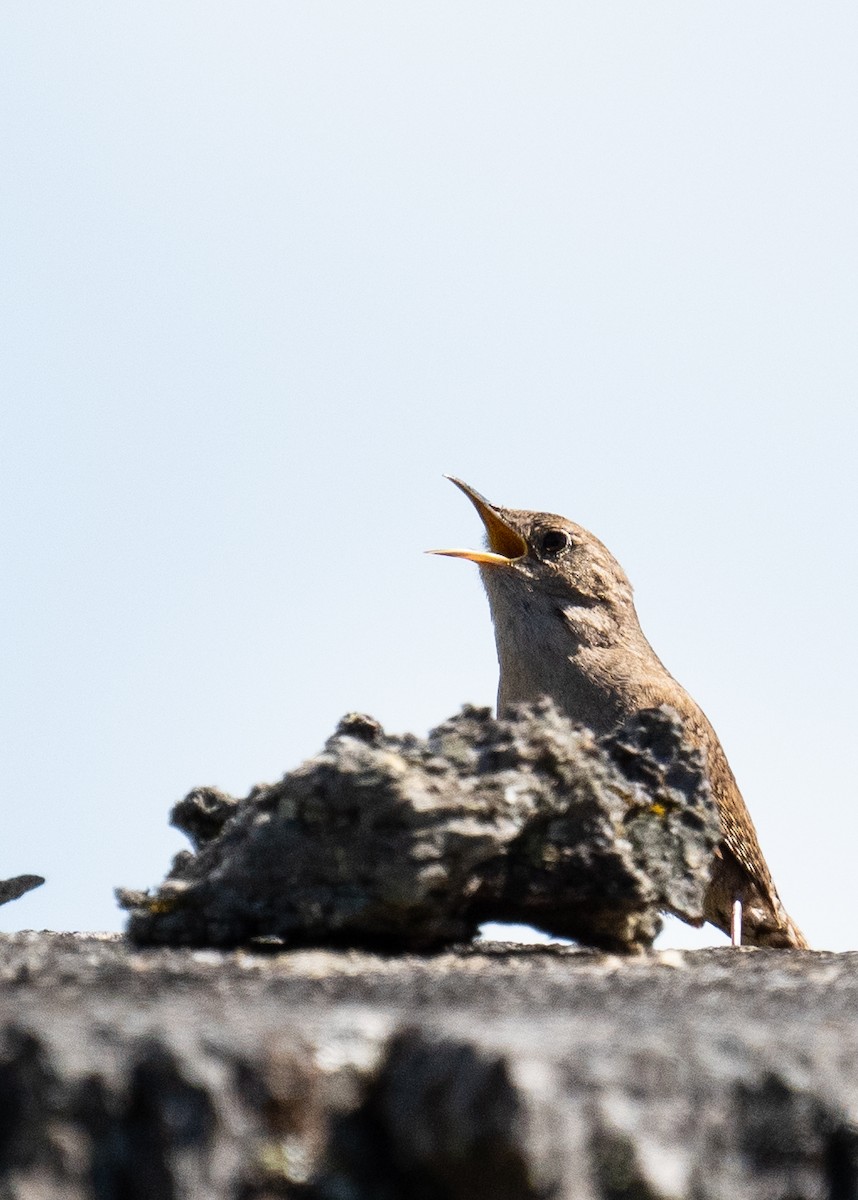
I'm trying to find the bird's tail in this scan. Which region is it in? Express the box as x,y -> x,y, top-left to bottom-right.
748,898 -> 808,949
704,855 -> 808,949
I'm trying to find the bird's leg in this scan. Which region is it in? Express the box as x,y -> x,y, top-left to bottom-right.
731,898 -> 743,947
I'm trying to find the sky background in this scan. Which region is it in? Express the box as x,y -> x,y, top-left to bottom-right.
1,4 -> 855,950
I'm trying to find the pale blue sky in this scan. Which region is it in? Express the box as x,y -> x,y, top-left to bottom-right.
1,4 -> 855,949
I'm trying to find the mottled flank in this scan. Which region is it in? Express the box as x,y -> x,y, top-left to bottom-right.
120,701 -> 720,953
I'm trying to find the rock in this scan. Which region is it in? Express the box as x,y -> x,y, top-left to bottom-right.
0,933 -> 854,1199
120,701 -> 720,953
0,874 -> 44,906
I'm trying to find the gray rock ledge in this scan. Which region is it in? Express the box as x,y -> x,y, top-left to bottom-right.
0,933 -> 854,1200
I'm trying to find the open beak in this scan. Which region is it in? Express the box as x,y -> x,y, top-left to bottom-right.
428,476 -> 527,565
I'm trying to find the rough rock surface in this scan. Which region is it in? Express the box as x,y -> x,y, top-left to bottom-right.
0,874 -> 43,905
121,702 -> 720,953
0,933 -> 854,1200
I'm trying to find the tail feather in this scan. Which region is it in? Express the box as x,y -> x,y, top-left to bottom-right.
705,845 -> 808,949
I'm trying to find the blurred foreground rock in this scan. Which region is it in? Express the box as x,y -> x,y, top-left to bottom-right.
0,933 -> 855,1200
0,874 -> 43,905
121,702 -> 720,953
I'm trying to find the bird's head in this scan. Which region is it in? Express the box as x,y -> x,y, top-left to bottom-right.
429,477 -> 635,628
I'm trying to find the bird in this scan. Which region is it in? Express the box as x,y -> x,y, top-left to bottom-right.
431,476 -> 807,949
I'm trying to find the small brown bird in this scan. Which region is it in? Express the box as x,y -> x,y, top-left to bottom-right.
432,477 -> 806,949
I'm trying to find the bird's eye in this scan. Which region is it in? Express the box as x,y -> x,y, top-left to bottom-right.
540,530 -> 568,557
